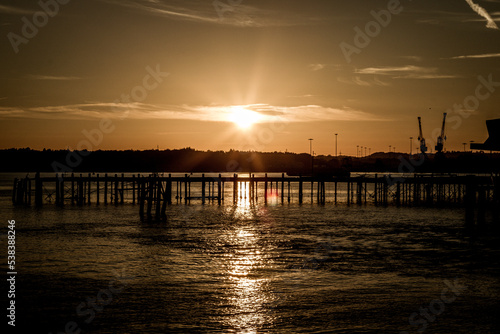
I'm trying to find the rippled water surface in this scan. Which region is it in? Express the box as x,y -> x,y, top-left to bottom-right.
1,173 -> 500,333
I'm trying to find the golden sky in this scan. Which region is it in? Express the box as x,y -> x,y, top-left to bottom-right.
1,0 -> 499,155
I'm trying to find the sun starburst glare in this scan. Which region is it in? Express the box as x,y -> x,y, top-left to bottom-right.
228,106 -> 262,129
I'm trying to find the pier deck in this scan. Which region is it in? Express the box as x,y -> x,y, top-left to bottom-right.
12,172 -> 498,223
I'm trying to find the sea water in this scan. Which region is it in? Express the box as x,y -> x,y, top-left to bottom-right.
1,173 -> 499,333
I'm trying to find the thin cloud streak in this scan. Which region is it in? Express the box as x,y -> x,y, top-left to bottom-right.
0,103 -> 385,122
337,76 -> 390,87
355,66 -> 460,79
308,64 -> 326,71
448,52 -> 500,59
464,0 -> 499,29
27,75 -> 81,81
0,5 -> 33,15
101,0 -> 319,27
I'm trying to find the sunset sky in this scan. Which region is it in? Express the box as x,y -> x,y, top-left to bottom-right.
1,0 -> 499,155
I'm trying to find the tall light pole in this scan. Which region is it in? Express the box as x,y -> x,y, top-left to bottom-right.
308,138 -> 313,175
357,145 -> 359,157
364,147 -> 367,157
389,145 -> 391,153
462,142 -> 466,152
335,133 -> 338,157
409,137 -> 413,156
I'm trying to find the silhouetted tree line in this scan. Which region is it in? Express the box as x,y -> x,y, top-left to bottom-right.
0,148 -> 498,174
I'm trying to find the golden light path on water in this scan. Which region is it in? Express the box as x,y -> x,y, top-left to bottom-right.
220,181 -> 279,332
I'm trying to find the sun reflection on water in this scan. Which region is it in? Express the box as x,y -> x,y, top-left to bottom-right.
220,193 -> 277,332
233,182 -> 254,219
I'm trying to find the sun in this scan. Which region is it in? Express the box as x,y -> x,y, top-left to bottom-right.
228,106 -> 262,129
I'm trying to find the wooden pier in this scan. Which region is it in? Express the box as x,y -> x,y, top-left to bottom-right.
12,172 -> 499,223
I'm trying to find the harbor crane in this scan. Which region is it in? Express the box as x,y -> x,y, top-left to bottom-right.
435,112 -> 447,153
417,117 -> 427,154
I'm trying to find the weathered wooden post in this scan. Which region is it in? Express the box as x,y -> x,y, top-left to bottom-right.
233,173 -> 238,204
78,174 -> 84,205
35,172 -> 42,206
334,180 -> 337,204
147,177 -> 153,219
383,180 -> 388,206
139,178 -> 145,219
114,174 -> 119,205
317,180 -> 320,204
155,176 -> 161,219
298,176 -> 303,204
310,178 -> 314,202
160,178 -> 168,220
364,180 -> 367,204
104,173 -> 108,204
347,181 -> 351,205
87,173 -> 91,205
202,174 -> 206,205
288,180 -> 291,203
396,181 -> 401,207
132,174 -> 136,205
55,174 -> 60,206
184,174 -> 189,204
356,179 -> 362,205
217,174 -> 222,205
167,174 -> 172,205
96,174 -> 100,205
120,173 -> 125,204
264,173 -> 268,204
71,173 -> 75,205
60,176 -> 65,206
281,173 -> 285,204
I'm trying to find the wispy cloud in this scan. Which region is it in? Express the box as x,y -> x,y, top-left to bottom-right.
355,66 -> 459,79
0,5 -> 33,15
101,0 -> 318,27
0,103 -> 384,122
308,64 -> 326,71
27,75 -> 81,81
400,56 -> 423,62
464,0 -> 499,29
447,52 -> 500,59
337,76 -> 390,87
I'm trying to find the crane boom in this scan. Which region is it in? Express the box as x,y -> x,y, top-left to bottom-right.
440,112 -> 447,137
418,117 -> 423,140
418,117 -> 427,154
435,113 -> 447,153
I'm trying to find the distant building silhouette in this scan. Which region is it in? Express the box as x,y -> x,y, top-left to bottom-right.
471,118 -> 500,151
